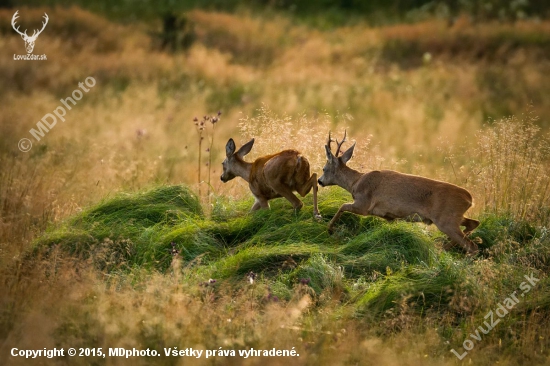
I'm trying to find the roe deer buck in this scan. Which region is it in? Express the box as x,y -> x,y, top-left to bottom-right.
221,138 -> 322,219
318,131 -> 480,255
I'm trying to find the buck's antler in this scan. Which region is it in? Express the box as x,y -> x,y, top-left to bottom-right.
335,130 -> 347,157
12,11 -> 48,40
30,13 -> 48,38
11,10 -> 28,38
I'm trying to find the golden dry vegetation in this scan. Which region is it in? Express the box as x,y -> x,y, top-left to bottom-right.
1,6 -> 550,365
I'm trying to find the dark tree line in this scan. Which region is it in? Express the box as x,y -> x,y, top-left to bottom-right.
257,0 -> 548,21
4,0 -> 549,23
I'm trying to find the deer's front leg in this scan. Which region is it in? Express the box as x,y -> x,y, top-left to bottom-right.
251,196 -> 269,211
328,203 -> 358,233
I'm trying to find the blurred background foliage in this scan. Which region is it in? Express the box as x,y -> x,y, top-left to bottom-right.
3,0 -> 550,24
1,2 -> 550,364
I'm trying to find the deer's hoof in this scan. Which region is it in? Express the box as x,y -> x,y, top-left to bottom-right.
442,242 -> 455,251
314,214 -> 322,222
466,249 -> 480,257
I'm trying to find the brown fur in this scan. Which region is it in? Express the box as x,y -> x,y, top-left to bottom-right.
318,134 -> 479,255
221,139 -> 321,218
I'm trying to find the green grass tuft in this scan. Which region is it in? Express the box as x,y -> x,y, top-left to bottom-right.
338,221 -> 436,276
355,259 -> 471,317
32,184 -> 547,318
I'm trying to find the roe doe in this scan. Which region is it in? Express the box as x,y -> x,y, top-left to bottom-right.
221,138 -> 321,219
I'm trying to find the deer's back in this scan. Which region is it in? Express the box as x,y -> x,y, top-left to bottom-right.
249,150 -> 310,198
355,170 -> 473,218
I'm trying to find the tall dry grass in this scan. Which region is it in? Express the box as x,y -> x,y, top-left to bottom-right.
469,113 -> 550,224
0,258 -> 456,366
1,7 -> 550,365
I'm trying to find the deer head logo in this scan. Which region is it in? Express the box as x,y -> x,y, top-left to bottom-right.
11,10 -> 49,54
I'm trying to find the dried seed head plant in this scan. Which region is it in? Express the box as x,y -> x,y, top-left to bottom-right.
468,111 -> 550,225
193,111 -> 221,200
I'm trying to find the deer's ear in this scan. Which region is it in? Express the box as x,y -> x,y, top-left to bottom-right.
236,138 -> 254,158
225,138 -> 236,157
325,145 -> 334,161
340,142 -> 356,164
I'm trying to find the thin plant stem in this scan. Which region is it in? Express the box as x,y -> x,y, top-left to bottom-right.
207,123 -> 215,200
198,129 -> 202,196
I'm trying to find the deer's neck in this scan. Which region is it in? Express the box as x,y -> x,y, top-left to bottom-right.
339,165 -> 363,193
235,159 -> 253,183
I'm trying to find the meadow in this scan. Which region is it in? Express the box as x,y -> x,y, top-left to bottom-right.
1,5 -> 550,365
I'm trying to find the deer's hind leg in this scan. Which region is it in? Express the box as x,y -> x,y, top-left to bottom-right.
461,217 -> 480,236
270,181 -> 304,212
263,161 -> 304,212
436,217 -> 479,255
296,172 -> 321,219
